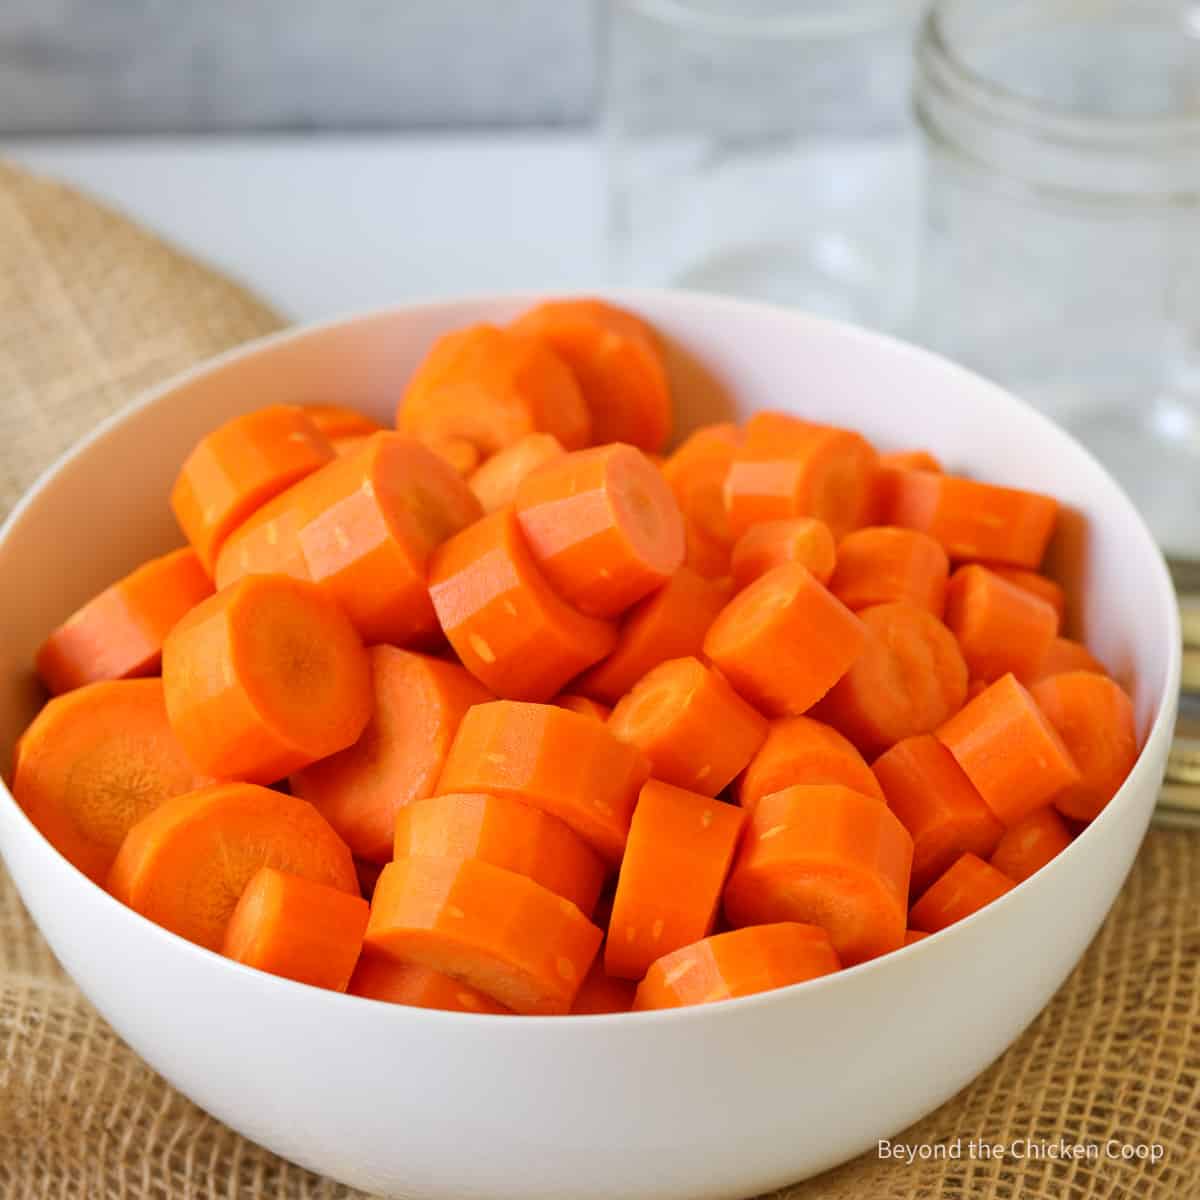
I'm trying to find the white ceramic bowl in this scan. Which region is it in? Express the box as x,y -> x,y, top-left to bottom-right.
0,292 -> 1180,1200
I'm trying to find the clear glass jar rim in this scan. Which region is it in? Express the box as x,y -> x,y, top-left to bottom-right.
617,0 -> 927,39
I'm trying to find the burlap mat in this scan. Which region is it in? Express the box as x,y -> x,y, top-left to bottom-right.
0,160 -> 1196,1200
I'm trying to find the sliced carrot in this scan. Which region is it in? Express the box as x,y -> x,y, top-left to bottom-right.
161,574 -> 372,783
424,436 -> 481,478
555,694 -> 611,722
573,567 -> 731,705
872,734 -> 1004,895
222,866 -> 369,991
735,714 -> 884,813
874,450 -> 942,519
987,566 -> 1066,626
989,807 -> 1073,883
1031,670 -> 1138,822
302,404 -> 382,441
571,958 -> 637,1015
1023,636 -> 1107,684
12,679 -> 212,884
829,526 -> 949,616
108,781 -> 358,950
291,647 -> 491,863
683,520 -> 733,579
348,953 -> 509,1013
216,432 -> 483,646
887,470 -> 1057,568
510,298 -> 672,452
904,928 -> 929,945
397,324 -> 591,454
703,563 -> 866,718
364,856 -> 602,1016
429,508 -> 616,701
608,657 -> 766,796
468,432 -> 566,514
944,565 -> 1058,683
634,922 -> 841,1011
908,852 -> 1015,933
724,412 -> 878,541
392,792 -> 605,917
171,405 -> 334,572
661,423 -> 741,551
36,548 -> 213,694
730,518 -> 837,591
436,700 -> 649,863
605,780 -> 745,979
332,433 -> 372,458
514,443 -> 685,617
816,602 -> 968,758
937,673 -> 1080,826
724,784 -> 912,964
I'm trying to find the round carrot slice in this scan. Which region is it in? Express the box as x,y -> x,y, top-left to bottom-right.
1031,670 -> 1138,822
12,678 -> 212,884
1023,636 -> 1107,684
816,601 -> 968,758
830,526 -> 949,616
874,450 -> 942,519
510,298 -> 672,452
348,954 -> 509,1013
423,436 -> 481,478
634,923 -> 841,1011
661,423 -> 740,551
724,784 -> 913,965
397,324 -> 591,454
608,657 -> 767,796
571,959 -> 637,1015
222,866 -> 370,992
989,806 -> 1073,883
393,792 -> 606,917
170,405 -> 333,572
703,563 -> 866,718
302,404 -> 381,441
291,647 -> 491,863
469,432 -> 566,514
435,700 -> 649,863
987,566 -> 1066,626
365,856 -> 603,1016
908,852 -> 1015,933
554,694 -> 611,722
162,574 -> 372,783
730,517 -> 837,592
36,547 -> 214,695
514,443 -> 685,618
108,782 -> 359,950
605,780 -> 745,980
736,714 -> 883,813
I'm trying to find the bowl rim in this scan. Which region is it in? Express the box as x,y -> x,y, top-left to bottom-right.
0,287 -> 1182,1029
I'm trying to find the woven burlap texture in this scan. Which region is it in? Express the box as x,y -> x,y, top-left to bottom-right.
0,160 -> 1197,1200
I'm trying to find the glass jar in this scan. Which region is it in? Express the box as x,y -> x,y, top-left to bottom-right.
913,0 -> 1200,555
604,0 -> 927,329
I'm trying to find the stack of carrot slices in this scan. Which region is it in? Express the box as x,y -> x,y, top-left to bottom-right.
12,297 -> 1142,1017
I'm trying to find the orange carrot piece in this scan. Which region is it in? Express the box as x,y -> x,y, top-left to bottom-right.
12,679 -> 212,884
1023,636 -> 1107,684
683,520 -> 734,579
222,866 -> 369,991
555,693 -> 612,722
215,432 -> 483,646
393,792 -> 605,917
291,647 -> 491,863
1031,671 -> 1138,822
108,781 -> 358,950
605,780 -> 745,980
348,953 -> 509,1013
302,404 -> 382,441
724,412 -> 879,541
429,508 -> 616,700
469,432 -> 566,514
365,856 -> 602,1016
987,566 -> 1066,626
162,574 -> 372,783
170,405 -> 334,571
944,565 -> 1058,683
908,852 -> 1015,933
724,784 -> 913,964
332,433 -> 372,458
608,657 -> 767,796
887,470 -> 1057,568
703,563 -> 866,718
816,602 -> 968,758
397,324 -> 591,454
989,807 -> 1073,883
36,548 -> 214,694
872,734 -> 1004,895
634,922 -> 841,1010
424,436 -> 481,478
571,959 -> 637,1015
829,526 -> 949,616
874,450 -> 943,520
573,567 -> 731,705
510,298 -> 672,452
514,443 -> 685,618
730,518 -> 837,592
735,714 -> 884,813
903,928 -> 929,946
436,701 -> 649,863
937,673 -> 1080,826
661,423 -> 740,551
